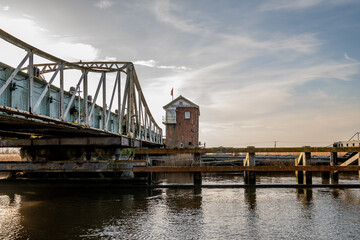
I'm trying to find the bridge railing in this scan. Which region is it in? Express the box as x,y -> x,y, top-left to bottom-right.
0,29 -> 162,144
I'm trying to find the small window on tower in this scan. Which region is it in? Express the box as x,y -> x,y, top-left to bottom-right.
185,111 -> 190,119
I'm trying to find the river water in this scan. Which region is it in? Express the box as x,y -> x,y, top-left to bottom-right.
1,173 -> 360,240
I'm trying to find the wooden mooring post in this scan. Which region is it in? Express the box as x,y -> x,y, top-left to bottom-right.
295,148 -> 312,185
330,151 -> 338,184
244,147 -> 256,185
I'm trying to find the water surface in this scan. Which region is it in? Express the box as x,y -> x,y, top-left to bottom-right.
0,173 -> 360,239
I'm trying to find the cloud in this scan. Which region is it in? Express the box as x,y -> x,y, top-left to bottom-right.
102,56 -> 117,61
0,16 -> 99,64
134,59 -> 190,71
259,0 -> 324,11
2,5 -> 10,11
259,0 -> 357,11
149,0 -> 208,34
94,0 -> 114,9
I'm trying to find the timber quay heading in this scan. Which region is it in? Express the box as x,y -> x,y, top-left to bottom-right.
132,146 -> 360,186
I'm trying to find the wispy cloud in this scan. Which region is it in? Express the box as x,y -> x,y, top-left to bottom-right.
134,59 -> 191,71
0,16 -> 99,63
149,0 -> 209,34
0,5 -> 10,11
94,0 -> 114,10
259,0 -> 356,11
259,0 -> 324,11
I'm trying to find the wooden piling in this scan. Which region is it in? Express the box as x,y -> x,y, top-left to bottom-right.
330,152 -> 338,184
244,147 -> 256,185
193,172 -> 202,186
303,152 -> 312,185
295,153 -> 303,184
295,150 -> 312,185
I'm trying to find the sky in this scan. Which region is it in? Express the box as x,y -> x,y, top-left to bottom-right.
0,0 -> 360,147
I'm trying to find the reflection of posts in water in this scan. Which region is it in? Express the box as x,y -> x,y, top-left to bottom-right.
296,188 -> 313,205
321,171 -> 330,184
330,152 -> 338,184
193,172 -> 202,186
295,150 -> 312,185
244,188 -> 256,210
331,189 -> 340,199
244,148 -> 256,185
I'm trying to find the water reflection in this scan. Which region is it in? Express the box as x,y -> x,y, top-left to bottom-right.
244,188 -> 256,210
0,194 -> 23,240
0,174 -> 359,239
296,189 -> 313,206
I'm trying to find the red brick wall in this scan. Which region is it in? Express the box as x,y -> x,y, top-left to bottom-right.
165,107 -> 199,148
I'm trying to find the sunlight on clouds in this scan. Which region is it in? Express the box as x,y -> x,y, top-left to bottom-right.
0,15 -> 99,63
55,42 -> 99,61
150,0 -> 207,34
134,60 -> 157,67
94,0 -> 114,9
134,59 -> 190,71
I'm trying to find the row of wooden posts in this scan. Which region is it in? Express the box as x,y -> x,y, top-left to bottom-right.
134,147 -> 360,186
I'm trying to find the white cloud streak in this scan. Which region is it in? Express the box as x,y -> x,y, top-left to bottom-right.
260,0 -> 324,11
134,59 -> 190,71
259,0 -> 357,11
94,0 -> 114,9
0,16 -> 99,63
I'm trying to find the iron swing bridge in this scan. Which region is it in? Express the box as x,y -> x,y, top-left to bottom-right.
0,29 -> 163,148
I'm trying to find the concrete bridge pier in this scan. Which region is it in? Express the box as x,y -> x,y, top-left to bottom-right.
244,148 -> 256,185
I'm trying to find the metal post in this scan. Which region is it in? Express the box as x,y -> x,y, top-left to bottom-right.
127,67 -> 133,135
28,51 -> 34,113
89,73 -> 104,121
117,71 -> 121,134
59,64 -> 64,120
138,91 -> 142,139
102,72 -> 106,130
144,112 -> 148,141
83,70 -> 88,125
106,72 -> 118,127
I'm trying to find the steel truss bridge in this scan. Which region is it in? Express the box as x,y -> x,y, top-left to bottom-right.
0,29 -> 162,148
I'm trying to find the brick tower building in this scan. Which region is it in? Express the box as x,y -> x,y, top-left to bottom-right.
163,95 -> 200,148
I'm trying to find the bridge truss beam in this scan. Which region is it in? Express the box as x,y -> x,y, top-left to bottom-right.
0,29 -> 162,145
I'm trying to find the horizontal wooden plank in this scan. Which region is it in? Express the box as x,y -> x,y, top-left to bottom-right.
135,147 -> 360,154
133,165 -> 360,173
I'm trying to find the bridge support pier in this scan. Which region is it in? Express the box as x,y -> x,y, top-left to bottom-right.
20,146 -> 122,161
330,152 -> 338,184
244,148 -> 256,185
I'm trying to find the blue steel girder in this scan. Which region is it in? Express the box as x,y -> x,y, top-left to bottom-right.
0,29 -> 163,146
